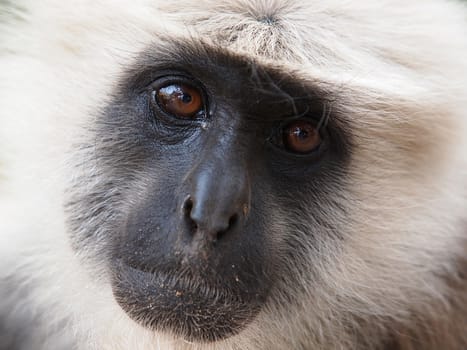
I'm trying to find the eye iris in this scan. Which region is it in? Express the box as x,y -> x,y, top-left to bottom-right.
283,120 -> 321,154
156,83 -> 203,118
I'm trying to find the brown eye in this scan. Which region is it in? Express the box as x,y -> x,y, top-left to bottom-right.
283,120 -> 321,154
155,83 -> 204,119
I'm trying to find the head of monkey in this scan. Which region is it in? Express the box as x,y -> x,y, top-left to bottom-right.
1,0 -> 467,349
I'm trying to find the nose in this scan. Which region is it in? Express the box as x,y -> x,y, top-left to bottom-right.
182,161 -> 249,243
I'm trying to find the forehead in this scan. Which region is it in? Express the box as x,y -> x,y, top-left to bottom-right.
123,0 -> 452,110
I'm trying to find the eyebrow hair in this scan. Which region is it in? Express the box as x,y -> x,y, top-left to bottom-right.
120,37 -> 328,97
121,37 -> 249,90
119,37 -> 342,118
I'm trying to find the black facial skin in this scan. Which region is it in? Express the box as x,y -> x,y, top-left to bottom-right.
67,39 -> 350,342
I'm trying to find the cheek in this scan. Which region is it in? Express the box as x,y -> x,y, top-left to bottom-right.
112,182 -> 183,268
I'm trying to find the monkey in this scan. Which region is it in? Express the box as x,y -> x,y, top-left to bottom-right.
1,0 -> 467,349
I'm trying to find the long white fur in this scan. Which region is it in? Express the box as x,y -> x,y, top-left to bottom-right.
1,0 -> 467,349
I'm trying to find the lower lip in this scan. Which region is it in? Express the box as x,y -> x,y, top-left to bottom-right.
110,261 -> 260,342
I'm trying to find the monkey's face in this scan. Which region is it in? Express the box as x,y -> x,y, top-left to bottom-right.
67,40 -> 349,342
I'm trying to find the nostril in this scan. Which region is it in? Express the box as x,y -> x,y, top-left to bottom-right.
182,196 -> 198,235
182,195 -> 242,241
217,213 -> 239,241
183,196 -> 193,215
228,214 -> 239,229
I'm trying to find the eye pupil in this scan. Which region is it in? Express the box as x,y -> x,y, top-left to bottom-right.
181,94 -> 192,104
292,127 -> 309,140
283,120 -> 321,154
155,83 -> 203,119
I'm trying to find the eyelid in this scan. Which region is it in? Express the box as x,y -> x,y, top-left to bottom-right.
148,74 -> 206,94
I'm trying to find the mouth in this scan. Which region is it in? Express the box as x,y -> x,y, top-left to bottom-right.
110,260 -> 265,342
